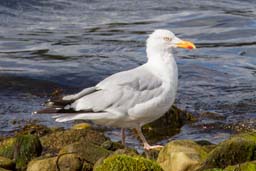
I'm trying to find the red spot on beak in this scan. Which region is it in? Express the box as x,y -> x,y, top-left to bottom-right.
187,45 -> 193,50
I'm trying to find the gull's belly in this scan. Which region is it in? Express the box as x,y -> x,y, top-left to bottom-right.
94,93 -> 175,128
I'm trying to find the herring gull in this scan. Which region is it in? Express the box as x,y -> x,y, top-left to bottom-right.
34,29 -> 196,150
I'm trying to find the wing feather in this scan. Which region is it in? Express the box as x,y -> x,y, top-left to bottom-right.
69,65 -> 164,117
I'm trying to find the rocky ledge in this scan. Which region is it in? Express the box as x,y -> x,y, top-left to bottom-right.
0,106 -> 255,171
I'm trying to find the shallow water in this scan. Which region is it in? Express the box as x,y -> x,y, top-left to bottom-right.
0,0 -> 255,145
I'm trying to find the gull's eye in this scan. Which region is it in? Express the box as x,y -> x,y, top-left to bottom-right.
163,37 -> 172,41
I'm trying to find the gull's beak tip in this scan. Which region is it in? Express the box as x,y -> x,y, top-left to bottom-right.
176,40 -> 196,50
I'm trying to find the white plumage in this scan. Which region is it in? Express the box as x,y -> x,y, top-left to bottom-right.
36,29 -> 196,150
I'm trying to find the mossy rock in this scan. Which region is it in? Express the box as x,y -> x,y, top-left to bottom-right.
0,156 -> 15,170
203,169 -> 223,171
224,161 -> 256,171
93,148 -> 138,170
202,133 -> 256,169
113,149 -> 138,156
100,140 -> 125,151
16,124 -> 52,137
27,153 -> 83,171
59,140 -> 111,164
157,140 -> 208,171
14,135 -> 42,170
40,128 -> 107,154
0,167 -> 12,171
0,134 -> 42,170
82,161 -> 93,171
0,138 -> 16,159
94,154 -> 163,171
56,153 -> 83,171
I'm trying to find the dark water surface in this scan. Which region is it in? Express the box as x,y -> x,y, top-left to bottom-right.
0,0 -> 256,146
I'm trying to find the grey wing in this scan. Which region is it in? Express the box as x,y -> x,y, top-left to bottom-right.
68,66 -> 164,117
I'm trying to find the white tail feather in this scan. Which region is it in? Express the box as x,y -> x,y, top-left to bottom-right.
54,112 -> 114,122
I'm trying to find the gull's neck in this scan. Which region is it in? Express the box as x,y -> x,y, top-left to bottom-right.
147,47 -> 173,63
146,47 -> 177,78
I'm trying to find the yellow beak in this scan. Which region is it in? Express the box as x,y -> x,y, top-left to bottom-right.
176,40 -> 196,50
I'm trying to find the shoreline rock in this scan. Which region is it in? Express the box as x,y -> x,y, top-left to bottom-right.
0,156 -> 15,170
157,140 -> 208,171
0,135 -> 42,170
94,154 -> 163,171
0,106 -> 255,171
201,132 -> 256,170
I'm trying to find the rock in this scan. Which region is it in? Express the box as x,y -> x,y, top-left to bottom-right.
143,106 -> 195,143
224,118 -> 256,133
14,135 -> 42,170
27,157 -> 56,171
113,149 -> 138,156
204,161 -> 256,171
157,140 -> 207,171
0,134 -> 42,170
40,128 -> 107,154
196,140 -> 216,153
94,154 -> 163,171
202,133 -> 256,169
0,138 -> 16,159
0,167 -> 12,171
224,161 -> 256,171
16,124 -> 52,137
59,141 -> 111,165
100,140 -> 124,151
27,154 -> 83,171
71,123 -> 91,130
93,148 -> 138,170
56,153 -> 83,171
0,156 -> 15,170
82,161 -> 93,171
196,140 -> 214,146
199,112 -> 225,120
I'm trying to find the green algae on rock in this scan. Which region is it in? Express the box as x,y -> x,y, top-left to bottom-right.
203,169 -> 223,171
40,128 -> 107,154
113,149 -> 138,156
0,167 -> 12,171
0,134 -> 42,170
224,161 -> 256,171
0,138 -> 16,159
203,161 -> 256,171
59,140 -> 111,165
202,133 -> 256,169
13,134 -> 42,170
157,140 -> 208,171
94,154 -> 163,171
93,148 -> 139,170
100,140 -> 125,151
0,156 -> 15,170
16,124 -> 52,137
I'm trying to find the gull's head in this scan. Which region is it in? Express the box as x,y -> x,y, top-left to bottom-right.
146,29 -> 196,52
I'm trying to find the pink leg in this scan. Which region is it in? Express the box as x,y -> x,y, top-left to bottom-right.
121,128 -> 126,146
135,127 -> 163,150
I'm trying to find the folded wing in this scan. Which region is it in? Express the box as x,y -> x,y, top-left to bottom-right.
36,65 -> 164,122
